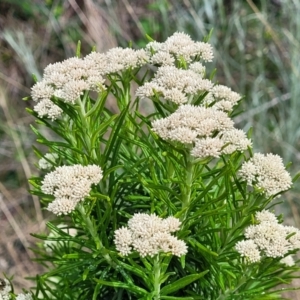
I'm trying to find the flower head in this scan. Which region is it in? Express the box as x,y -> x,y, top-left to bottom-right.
199,85 -> 241,112
255,210 -> 278,224
0,278 -> 11,300
280,255 -> 295,267
105,47 -> 149,73
219,129 -> 252,154
235,240 -> 261,263
41,164 -> 103,215
151,104 -> 234,145
114,214 -> 187,257
16,293 -> 33,300
191,137 -> 224,158
146,32 -> 213,63
239,153 -> 292,197
236,210 -> 300,262
136,66 -> 213,104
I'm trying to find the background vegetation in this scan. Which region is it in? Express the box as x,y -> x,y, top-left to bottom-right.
0,0 -> 300,297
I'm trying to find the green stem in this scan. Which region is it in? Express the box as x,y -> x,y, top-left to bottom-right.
181,153 -> 194,221
153,254 -> 161,300
76,97 -> 98,161
77,204 -> 102,250
77,204 -> 117,269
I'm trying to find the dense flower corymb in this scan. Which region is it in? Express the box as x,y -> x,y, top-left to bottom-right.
15,293 -> 33,300
31,46 -> 149,120
0,278 -> 11,300
235,240 -> 261,263
235,210 -> 300,263
202,85 -> 241,112
41,164 -> 103,215
151,104 -> 251,158
136,66 -> 213,104
239,153 -> 292,197
151,104 -> 234,143
280,255 -> 295,267
146,32 -> 214,63
114,213 -> 187,257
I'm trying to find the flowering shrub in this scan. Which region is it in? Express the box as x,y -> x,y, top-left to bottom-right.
2,32 -> 300,299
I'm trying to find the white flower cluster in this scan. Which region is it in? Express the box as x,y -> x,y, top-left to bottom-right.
38,153 -> 59,170
137,33 -> 241,112
0,279 -> 11,300
41,164 -> 103,215
235,210 -> 300,263
136,65 -> 212,104
31,32 -> 236,121
31,48 -> 149,120
280,255 -> 295,267
203,85 -> 241,112
15,293 -> 33,300
146,32 -> 214,63
135,34 -> 246,158
0,279 -> 33,300
151,104 -> 251,158
239,153 -> 292,197
104,47 -> 149,73
114,213 -> 187,257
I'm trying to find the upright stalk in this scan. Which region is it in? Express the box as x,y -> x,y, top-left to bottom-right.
77,204 -> 102,250
153,254 -> 161,300
181,153 -> 194,221
77,204 -> 117,268
75,97 -> 98,161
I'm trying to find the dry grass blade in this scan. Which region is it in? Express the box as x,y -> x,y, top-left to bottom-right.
0,191 -> 31,258
2,30 -> 42,80
0,87 -> 43,227
79,0 -> 117,52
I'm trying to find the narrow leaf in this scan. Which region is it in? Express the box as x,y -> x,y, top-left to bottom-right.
160,270 -> 209,295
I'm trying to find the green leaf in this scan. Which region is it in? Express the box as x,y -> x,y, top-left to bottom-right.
85,90 -> 108,118
159,272 -> 175,285
203,28 -> 213,42
76,40 -> 81,57
161,296 -> 197,300
82,268 -> 89,280
160,270 -> 209,295
293,171 -> 300,183
93,279 -> 148,296
188,238 -> 218,257
145,34 -> 155,42
117,260 -> 149,285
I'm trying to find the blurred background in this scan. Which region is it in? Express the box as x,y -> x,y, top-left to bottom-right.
0,0 -> 300,296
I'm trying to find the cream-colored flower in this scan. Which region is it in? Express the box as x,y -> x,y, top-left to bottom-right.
235,240 -> 261,263
191,137 -> 224,158
41,164 -> 103,215
236,210 -> 300,262
239,153 -> 292,197
219,128 -> 252,154
151,104 -> 234,144
150,32 -> 213,63
16,293 -> 33,300
255,210 -> 278,224
114,214 -> 187,257
280,255 -> 294,267
0,278 -> 11,300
